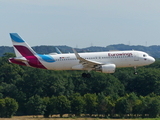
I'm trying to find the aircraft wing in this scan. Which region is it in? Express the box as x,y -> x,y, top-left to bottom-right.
72,48 -> 103,68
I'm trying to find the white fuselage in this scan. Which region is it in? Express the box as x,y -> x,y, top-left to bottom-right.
38,50 -> 155,71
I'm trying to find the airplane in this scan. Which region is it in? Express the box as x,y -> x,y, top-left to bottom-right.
9,33 -> 155,78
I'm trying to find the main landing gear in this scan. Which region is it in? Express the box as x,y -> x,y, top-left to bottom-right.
82,73 -> 91,78
134,66 -> 138,75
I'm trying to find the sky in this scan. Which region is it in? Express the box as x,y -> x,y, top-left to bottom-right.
1,0 -> 160,48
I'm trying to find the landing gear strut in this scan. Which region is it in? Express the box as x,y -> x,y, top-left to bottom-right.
82,73 -> 91,78
134,66 -> 137,75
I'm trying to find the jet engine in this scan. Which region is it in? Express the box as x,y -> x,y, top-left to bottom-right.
95,64 -> 116,73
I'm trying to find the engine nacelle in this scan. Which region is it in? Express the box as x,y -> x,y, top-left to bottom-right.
96,64 -> 116,73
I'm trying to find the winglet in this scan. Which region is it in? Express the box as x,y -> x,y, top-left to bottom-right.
55,47 -> 62,54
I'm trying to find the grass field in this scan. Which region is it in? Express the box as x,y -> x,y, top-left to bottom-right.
1,116 -> 160,120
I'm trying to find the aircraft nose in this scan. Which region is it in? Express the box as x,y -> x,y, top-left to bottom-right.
149,57 -> 155,64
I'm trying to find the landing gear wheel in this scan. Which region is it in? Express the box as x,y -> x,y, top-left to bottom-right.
134,72 -> 138,75
82,73 -> 87,78
82,73 -> 91,78
86,73 -> 91,78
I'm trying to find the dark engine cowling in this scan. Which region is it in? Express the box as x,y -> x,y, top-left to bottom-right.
96,64 -> 116,73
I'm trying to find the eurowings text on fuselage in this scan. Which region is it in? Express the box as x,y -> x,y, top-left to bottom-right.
9,33 -> 155,78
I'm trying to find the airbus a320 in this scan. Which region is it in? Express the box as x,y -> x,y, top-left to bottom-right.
9,33 -> 155,78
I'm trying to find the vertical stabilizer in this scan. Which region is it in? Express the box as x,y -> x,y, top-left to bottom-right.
10,33 -> 36,57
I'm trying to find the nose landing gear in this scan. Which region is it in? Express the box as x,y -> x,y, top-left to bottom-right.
134,66 -> 138,74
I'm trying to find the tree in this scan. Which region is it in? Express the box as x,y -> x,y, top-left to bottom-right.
22,68 -> 48,99
26,95 -> 45,117
70,93 -> 84,116
56,95 -> 70,117
89,72 -> 125,97
0,54 -> 24,85
127,92 -> 138,116
46,75 -> 66,96
43,97 -> 50,118
128,68 -> 160,96
97,92 -> 108,117
4,97 -> 18,118
132,98 -> 143,117
49,96 -> 58,117
115,96 -> 130,118
148,97 -> 160,118
84,93 -> 97,117
105,96 -> 116,118
0,99 -> 5,117
140,95 -> 152,118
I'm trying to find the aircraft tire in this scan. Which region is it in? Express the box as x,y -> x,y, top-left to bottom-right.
134,72 -> 138,75
86,73 -> 91,78
82,73 -> 87,77
82,73 -> 91,78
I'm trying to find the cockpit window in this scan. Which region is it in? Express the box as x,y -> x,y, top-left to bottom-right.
143,54 -> 147,57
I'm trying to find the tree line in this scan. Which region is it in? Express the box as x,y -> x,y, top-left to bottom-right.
27,93 -> 160,118
1,44 -> 160,58
0,53 -> 160,117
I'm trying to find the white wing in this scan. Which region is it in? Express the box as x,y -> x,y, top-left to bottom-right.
72,48 -> 103,68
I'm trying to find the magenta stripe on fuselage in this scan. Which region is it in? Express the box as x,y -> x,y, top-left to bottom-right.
14,45 -> 46,69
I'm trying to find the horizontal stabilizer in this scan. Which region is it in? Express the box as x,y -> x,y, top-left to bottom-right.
13,57 -> 27,62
